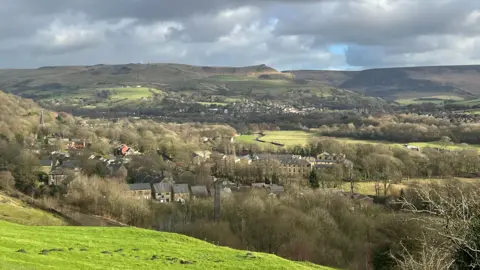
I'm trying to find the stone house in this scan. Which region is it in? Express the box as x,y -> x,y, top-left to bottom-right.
152,182 -> 173,203
173,183 -> 190,203
48,168 -> 69,185
128,183 -> 152,200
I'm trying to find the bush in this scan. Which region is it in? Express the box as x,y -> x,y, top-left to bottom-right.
65,175 -> 152,227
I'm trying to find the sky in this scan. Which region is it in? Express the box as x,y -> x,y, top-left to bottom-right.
1,0 -> 480,70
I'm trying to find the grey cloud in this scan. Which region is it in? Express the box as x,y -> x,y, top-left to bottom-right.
1,0 -> 480,69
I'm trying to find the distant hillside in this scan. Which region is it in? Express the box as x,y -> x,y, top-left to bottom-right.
0,63 -> 283,93
340,65 -> 480,100
0,220 -> 332,270
0,63 -> 364,112
282,70 -> 357,86
4,62 -> 479,104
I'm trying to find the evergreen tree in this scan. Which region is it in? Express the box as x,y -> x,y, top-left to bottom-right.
308,169 -> 319,189
271,173 -> 279,185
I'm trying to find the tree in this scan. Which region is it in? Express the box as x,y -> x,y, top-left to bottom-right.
0,171 -> 14,191
440,136 -> 452,149
308,169 -> 319,189
398,180 -> 480,269
271,172 -> 279,185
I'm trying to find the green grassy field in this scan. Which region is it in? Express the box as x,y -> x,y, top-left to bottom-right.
396,95 -> 464,105
0,192 -> 68,226
261,131 -> 313,146
341,178 -> 480,196
235,131 -> 313,147
197,102 -> 228,106
235,131 -> 480,151
107,87 -> 162,100
332,137 -> 480,151
0,221 -> 331,270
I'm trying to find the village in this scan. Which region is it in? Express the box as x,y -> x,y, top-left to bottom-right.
33,133 -> 362,204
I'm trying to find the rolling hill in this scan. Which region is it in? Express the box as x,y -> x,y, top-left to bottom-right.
285,65 -> 480,101
0,192 -> 69,226
0,63 -> 285,94
2,63 -> 480,106
0,63 -> 359,109
0,220 -> 332,270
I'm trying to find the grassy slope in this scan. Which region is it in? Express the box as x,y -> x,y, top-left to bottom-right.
0,221 -> 332,270
0,192 -> 68,226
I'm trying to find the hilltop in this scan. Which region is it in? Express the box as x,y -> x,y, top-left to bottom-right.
0,220 -> 331,270
0,63 -> 285,93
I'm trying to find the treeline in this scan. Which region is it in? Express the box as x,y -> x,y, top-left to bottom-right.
53,101 -> 378,130
320,113 -> 480,144
152,188 -> 422,270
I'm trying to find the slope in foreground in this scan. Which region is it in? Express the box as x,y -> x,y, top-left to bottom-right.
0,221 -> 332,270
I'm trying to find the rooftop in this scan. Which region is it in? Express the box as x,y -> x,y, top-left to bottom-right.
153,182 -> 172,193
128,183 -> 152,191
173,183 -> 189,194
191,185 -> 209,197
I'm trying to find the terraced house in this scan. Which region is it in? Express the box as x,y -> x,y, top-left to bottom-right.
173,184 -> 190,203
255,154 -> 312,177
127,183 -> 152,200
153,182 -> 172,203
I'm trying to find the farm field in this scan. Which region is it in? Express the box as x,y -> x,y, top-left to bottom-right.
197,101 -> 229,106
261,131 -> 313,146
333,137 -> 480,151
341,178 -> 480,196
235,131 -> 480,151
0,192 -> 68,226
0,221 -> 331,270
394,94 -> 464,105
105,87 -> 163,100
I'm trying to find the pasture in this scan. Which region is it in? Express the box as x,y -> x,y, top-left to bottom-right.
107,87 -> 162,100
341,178 -> 480,196
235,131 -> 480,151
396,95 -> 464,105
0,221 -> 330,270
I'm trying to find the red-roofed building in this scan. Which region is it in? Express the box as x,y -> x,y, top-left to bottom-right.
116,144 -> 132,156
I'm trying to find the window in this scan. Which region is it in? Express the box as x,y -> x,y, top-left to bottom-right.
166,192 -> 170,195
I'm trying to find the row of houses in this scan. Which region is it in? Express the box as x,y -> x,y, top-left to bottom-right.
37,149 -> 132,186
128,180 -> 285,202
231,152 -> 353,177
128,181 -> 208,202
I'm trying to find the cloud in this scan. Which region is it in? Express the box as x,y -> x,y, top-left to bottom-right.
0,0 -> 479,69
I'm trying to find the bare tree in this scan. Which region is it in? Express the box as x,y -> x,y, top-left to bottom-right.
398,180 -> 480,269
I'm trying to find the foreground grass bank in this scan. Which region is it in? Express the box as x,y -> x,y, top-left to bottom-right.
0,192 -> 68,226
0,221 -> 332,270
